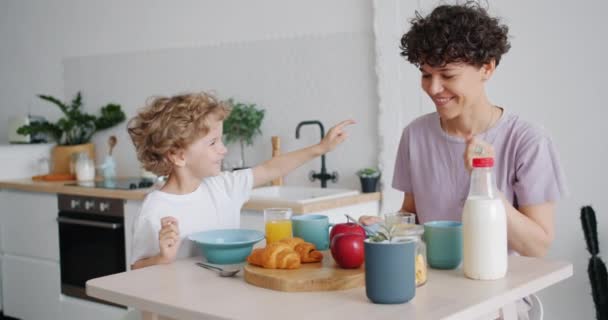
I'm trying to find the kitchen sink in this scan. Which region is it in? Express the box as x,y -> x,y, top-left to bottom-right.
249,186 -> 359,204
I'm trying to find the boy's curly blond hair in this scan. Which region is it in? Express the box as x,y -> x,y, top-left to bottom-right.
127,92 -> 230,176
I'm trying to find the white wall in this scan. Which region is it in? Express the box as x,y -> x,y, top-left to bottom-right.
375,0 -> 607,319
0,144 -> 54,179
0,0 -> 376,190
61,32 -> 378,189
1,0 -> 606,319
487,2 -> 607,318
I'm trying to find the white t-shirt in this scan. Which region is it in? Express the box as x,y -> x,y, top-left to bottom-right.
130,169 -> 254,265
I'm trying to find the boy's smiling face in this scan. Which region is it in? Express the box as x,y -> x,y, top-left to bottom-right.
181,120 -> 227,179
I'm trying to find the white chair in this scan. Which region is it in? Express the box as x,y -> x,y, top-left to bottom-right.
528,294 -> 544,320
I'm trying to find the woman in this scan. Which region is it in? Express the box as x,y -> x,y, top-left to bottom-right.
362,2 -> 566,259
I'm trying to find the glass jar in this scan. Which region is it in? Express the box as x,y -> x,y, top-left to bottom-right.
74,152 -> 95,181
395,224 -> 427,287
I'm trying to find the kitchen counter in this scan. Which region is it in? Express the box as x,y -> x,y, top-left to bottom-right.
243,191 -> 381,214
0,178 -> 381,211
87,255 -> 573,320
0,179 -> 150,200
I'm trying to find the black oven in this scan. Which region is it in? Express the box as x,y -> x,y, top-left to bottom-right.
57,194 -> 126,308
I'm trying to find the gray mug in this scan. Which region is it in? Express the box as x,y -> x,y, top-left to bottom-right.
364,238 -> 416,304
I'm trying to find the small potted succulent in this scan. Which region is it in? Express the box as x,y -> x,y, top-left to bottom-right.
356,167 -> 381,193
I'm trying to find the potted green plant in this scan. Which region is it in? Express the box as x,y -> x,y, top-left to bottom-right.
17,91 -> 126,174
356,167 -> 381,193
222,99 -> 265,169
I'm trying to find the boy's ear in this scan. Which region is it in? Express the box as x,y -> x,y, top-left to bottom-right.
167,149 -> 186,167
480,59 -> 496,81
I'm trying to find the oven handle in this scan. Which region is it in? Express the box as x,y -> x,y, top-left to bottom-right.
56,217 -> 122,229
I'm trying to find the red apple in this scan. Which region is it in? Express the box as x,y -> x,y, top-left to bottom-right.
330,222 -> 366,246
330,233 -> 365,268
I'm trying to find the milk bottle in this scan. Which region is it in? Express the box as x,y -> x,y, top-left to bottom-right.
462,157 -> 507,280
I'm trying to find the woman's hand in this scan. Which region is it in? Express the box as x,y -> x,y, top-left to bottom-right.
358,215 -> 383,226
158,216 -> 181,264
464,134 -> 495,172
319,120 -> 355,154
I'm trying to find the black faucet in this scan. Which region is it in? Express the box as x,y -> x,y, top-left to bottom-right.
295,120 -> 338,188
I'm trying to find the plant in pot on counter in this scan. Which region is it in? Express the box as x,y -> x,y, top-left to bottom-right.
368,221 -> 428,287
356,167 -> 381,193
222,99 -> 265,170
17,91 -> 126,175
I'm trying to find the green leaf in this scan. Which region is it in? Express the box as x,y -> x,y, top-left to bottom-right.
38,94 -> 70,116
222,99 -> 265,165
95,104 -> 126,130
369,223 -> 397,242
357,167 -> 381,178
17,121 -> 62,142
223,101 -> 265,146
24,92 -> 126,145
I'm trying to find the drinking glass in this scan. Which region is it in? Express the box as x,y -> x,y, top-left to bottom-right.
383,211 -> 417,234
264,208 -> 293,244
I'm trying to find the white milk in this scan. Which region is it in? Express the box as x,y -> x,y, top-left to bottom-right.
462,196 -> 507,280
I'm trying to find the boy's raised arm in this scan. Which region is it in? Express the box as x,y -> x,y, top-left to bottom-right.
252,120 -> 355,187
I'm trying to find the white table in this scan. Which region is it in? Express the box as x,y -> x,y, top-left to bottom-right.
87,256 -> 572,320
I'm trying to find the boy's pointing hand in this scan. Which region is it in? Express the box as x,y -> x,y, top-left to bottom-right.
320,119 -> 355,153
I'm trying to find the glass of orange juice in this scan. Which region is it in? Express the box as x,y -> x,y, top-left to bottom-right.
264,208 -> 293,244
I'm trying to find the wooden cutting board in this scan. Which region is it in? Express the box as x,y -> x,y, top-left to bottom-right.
243,251 -> 364,292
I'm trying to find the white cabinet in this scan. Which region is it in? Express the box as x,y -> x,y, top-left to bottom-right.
0,190 -> 61,319
0,190 -> 59,260
0,189 -> 127,320
2,254 -> 62,320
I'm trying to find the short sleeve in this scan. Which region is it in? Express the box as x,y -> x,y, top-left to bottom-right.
130,215 -> 160,266
216,168 -> 254,207
513,131 -> 568,206
392,127 -> 413,193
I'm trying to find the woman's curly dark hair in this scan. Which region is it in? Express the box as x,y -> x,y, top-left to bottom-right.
400,1 -> 511,68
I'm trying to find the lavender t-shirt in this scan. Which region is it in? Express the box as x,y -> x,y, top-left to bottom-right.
392,110 -> 567,224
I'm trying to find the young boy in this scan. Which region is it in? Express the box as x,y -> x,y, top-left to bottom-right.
127,92 -> 354,269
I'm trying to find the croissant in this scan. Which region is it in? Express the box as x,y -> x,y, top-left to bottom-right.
247,242 -> 301,269
294,242 -> 324,263
279,237 -> 305,248
279,237 -> 323,263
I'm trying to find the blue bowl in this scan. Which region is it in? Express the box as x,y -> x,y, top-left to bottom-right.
188,229 -> 264,264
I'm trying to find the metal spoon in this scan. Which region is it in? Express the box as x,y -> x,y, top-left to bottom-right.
195,262 -> 240,277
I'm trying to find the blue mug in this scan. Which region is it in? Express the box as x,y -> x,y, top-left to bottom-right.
364,238 -> 416,304
291,214 -> 331,250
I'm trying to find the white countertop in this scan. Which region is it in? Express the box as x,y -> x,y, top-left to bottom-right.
87,255 -> 572,320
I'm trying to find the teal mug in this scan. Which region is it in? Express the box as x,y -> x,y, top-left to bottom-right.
423,220 -> 463,269
291,214 -> 332,250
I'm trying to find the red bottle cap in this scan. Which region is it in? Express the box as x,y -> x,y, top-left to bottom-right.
472,157 -> 494,168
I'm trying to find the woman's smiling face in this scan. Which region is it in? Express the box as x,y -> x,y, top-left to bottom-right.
420,62 -> 493,120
